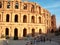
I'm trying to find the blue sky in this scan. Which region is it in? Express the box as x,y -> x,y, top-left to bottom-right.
28,0 -> 60,27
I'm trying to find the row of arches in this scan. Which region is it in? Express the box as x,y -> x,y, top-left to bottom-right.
0,2 -> 19,9
6,14 -> 41,23
6,14 -> 18,22
5,28 -> 42,37
0,2 -> 41,13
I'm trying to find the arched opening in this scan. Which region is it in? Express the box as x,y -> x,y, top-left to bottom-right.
39,17 -> 41,23
23,15 -> 27,23
5,28 -> 9,36
23,4 -> 27,10
5,28 -> 9,39
6,14 -> 9,22
7,2 -> 10,9
32,29 -> 35,37
39,29 -> 42,34
39,7 -> 41,14
51,29 -> 54,33
23,28 -> 27,37
31,5 -> 34,13
14,15 -> 18,22
31,16 -> 35,23
0,2 -> 2,8
14,28 -> 18,40
15,1 -> 19,9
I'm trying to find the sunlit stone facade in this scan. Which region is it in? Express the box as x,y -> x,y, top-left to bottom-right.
0,0 -> 55,39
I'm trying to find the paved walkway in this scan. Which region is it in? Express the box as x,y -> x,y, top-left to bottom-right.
0,34 -> 60,45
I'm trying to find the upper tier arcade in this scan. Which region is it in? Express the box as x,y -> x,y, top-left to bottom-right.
0,0 -> 21,1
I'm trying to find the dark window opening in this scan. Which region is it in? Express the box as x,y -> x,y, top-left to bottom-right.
32,29 -> 35,37
6,14 -> 9,22
39,17 -> 41,23
5,28 -> 9,36
23,28 -> 27,37
23,4 -> 27,10
39,7 -> 41,14
15,2 -> 19,9
23,15 -> 27,23
31,5 -> 34,13
15,15 -> 18,22
7,2 -> 10,9
14,28 -> 18,36
39,29 -> 42,34
31,16 -> 35,23
0,2 -> 2,8
14,28 -> 18,40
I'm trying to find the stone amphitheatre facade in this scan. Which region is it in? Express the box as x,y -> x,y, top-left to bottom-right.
0,0 -> 56,39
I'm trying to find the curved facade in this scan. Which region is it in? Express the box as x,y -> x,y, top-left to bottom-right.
0,0 -> 52,39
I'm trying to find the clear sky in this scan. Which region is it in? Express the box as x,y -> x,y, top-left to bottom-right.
27,0 -> 60,27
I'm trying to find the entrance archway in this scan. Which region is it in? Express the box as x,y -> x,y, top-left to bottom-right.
23,28 -> 27,37
5,28 -> 9,39
14,28 -> 18,40
39,29 -> 42,34
5,28 -> 9,36
32,29 -> 35,37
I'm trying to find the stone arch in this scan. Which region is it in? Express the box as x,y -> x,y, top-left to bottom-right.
14,14 -> 18,22
39,17 -> 41,23
15,1 -> 19,9
23,28 -> 27,37
23,15 -> 27,23
39,29 -> 42,34
5,28 -> 9,36
14,28 -> 18,40
32,28 -> 35,37
6,14 -> 10,22
0,2 -> 2,8
31,16 -> 35,23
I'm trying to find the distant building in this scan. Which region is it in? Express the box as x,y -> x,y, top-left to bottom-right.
51,15 -> 56,31
0,0 -> 56,39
